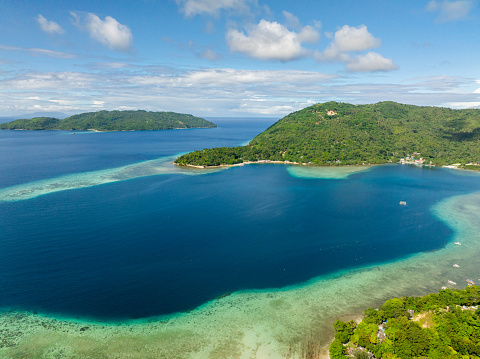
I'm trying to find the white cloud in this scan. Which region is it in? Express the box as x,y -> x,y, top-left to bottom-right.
28,48 -> 77,59
0,45 -> 77,59
2,65 -> 478,117
314,44 -> 350,63
37,14 -> 64,35
315,25 -> 396,72
426,0 -> 474,21
334,25 -> 381,52
447,101 -> 480,108
176,0 -> 255,17
1,72 -> 95,90
226,19 -> 319,61
346,52 -> 398,72
315,25 -> 381,62
129,68 -> 336,87
71,12 -> 133,51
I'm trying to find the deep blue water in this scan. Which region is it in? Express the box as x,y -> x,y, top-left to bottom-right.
1,119 -> 480,320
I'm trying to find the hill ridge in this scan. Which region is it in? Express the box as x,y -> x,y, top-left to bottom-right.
0,110 -> 216,131
174,101 -> 480,167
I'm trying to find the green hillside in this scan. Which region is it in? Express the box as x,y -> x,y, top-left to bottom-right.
174,101 -> 480,167
0,110 -> 216,131
329,286 -> 480,359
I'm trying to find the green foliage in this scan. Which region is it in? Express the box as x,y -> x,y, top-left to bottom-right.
363,307 -> 383,325
0,117 -> 61,130
329,286 -> 480,359
352,349 -> 370,359
351,322 -> 379,347
333,320 -> 356,344
175,101 -> 480,167
0,110 -> 216,131
329,339 -> 347,359
379,298 -> 410,320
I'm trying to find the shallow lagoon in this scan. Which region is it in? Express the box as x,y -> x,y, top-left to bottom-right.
1,119 -> 480,358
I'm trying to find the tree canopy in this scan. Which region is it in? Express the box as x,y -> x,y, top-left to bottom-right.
175,101 -> 480,167
329,286 -> 480,359
0,110 -> 216,131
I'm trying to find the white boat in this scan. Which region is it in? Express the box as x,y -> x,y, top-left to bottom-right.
453,264 -> 460,268
454,242 -> 461,245
448,280 -> 457,285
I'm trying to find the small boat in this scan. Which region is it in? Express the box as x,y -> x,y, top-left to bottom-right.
448,280 -> 457,285
467,279 -> 475,285
454,242 -> 461,245
399,201 -> 407,206
453,264 -> 460,268
441,286 -> 447,290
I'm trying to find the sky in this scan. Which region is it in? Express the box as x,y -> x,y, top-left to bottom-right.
0,0 -> 479,118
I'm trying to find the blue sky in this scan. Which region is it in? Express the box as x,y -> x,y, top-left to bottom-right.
0,0 -> 479,117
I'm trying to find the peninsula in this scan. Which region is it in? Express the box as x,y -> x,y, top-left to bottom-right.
0,110 -> 217,131
174,102 -> 480,168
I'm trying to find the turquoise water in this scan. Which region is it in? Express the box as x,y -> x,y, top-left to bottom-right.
1,119 -> 480,322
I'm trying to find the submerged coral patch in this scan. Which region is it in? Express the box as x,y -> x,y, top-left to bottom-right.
0,156 -> 223,202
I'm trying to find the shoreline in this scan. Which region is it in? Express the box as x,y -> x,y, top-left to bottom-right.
1,126 -> 217,132
175,160 -> 378,169
2,189 -> 480,358
177,160 -> 480,175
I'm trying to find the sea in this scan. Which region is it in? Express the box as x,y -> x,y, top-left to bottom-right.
1,118 -> 480,323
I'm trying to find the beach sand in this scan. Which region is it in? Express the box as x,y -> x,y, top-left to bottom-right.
287,164 -> 373,179
1,188 -> 479,358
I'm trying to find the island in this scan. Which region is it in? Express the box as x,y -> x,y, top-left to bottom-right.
174,101 -> 480,169
329,285 -> 480,359
0,110 -> 217,131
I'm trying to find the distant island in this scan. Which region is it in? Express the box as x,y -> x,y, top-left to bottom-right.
329,285 -> 480,359
174,101 -> 480,169
0,110 -> 217,131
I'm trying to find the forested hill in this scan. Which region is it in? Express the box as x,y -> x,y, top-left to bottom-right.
174,101 -> 480,167
0,110 -> 217,131
329,286 -> 480,359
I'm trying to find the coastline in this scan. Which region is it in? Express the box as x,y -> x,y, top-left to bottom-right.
2,189 -> 479,358
176,160 -> 377,169
1,126 -> 217,132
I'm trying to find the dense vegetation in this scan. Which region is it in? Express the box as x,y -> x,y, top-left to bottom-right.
0,110 -> 216,131
174,101 -> 480,167
329,286 -> 480,359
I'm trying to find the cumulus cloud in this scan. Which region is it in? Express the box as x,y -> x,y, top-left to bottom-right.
334,25 -> 381,52
346,52 -> 398,72
316,24 -> 381,62
426,0 -> 474,21
37,14 -> 64,35
176,0 -> 255,17
315,25 -> 396,72
226,19 -> 320,61
71,12 -> 133,51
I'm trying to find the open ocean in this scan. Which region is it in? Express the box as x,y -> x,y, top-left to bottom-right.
1,118 -> 480,321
